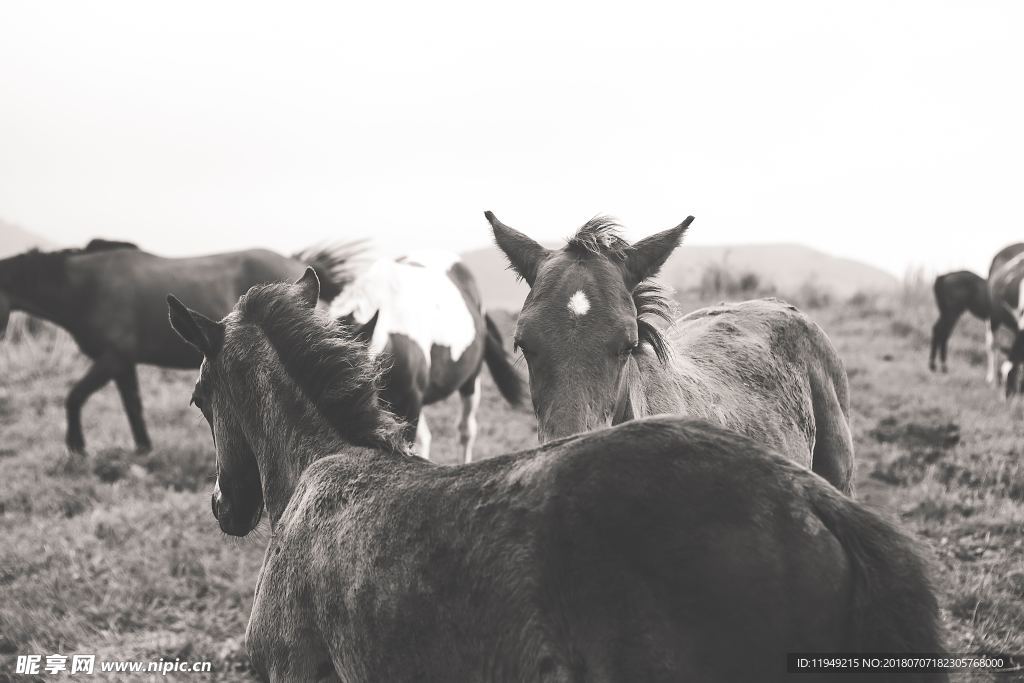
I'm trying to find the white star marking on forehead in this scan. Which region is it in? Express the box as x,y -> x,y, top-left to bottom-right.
568,290 -> 590,316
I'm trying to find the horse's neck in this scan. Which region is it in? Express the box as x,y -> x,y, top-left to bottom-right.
2,275 -> 78,329
254,421 -> 349,528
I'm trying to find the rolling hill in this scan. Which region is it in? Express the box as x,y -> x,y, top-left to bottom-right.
461,241 -> 899,310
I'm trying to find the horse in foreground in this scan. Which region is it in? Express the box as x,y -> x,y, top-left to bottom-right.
329,250 -> 523,462
984,243 -> 1024,394
485,212 -> 856,495
167,271 -> 944,682
929,270 -> 989,373
0,239 -> 356,453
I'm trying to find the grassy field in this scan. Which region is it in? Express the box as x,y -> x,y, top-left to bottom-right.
1,290 -> 1023,681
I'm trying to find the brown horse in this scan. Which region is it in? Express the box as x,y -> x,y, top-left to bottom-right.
168,270 -> 944,682
929,270 -> 989,373
486,213 -> 856,495
0,239 -> 357,453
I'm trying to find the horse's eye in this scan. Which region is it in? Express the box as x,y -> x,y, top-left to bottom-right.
620,341 -> 639,357
514,340 -> 529,357
191,394 -> 204,411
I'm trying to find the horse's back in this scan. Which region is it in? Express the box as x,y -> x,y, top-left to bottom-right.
64,248 -> 299,365
257,417 -> 936,681
988,243 -> 1024,280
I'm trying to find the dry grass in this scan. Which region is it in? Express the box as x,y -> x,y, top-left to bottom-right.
1,296 -> 1022,681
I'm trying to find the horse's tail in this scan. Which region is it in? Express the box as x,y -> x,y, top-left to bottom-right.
292,241 -> 372,302
810,490 -> 946,679
483,313 -> 526,406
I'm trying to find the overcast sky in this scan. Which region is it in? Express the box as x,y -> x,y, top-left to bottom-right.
1,1 -> 1021,276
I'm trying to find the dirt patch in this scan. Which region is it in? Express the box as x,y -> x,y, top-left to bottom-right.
869,417 -> 961,485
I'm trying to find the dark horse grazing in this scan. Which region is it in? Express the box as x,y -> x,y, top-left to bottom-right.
167,271 -> 944,683
329,250 -> 523,462
0,239 -> 354,454
985,242 -> 1024,395
929,270 -> 989,373
486,212 -> 856,495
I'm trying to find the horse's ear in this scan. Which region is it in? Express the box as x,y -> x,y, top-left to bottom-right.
623,216 -> 694,289
355,310 -> 380,344
294,267 -> 321,308
167,295 -> 224,357
485,211 -> 551,286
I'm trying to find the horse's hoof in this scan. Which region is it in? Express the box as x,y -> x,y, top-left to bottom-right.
66,444 -> 87,457
135,444 -> 153,456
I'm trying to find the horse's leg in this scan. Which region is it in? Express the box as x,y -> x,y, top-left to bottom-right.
458,375 -> 482,464
930,316 -> 949,372
940,309 -> 965,373
929,321 -> 937,374
114,365 -> 152,453
414,416 -> 432,461
65,356 -> 119,454
247,549 -> 339,682
986,320 -> 999,384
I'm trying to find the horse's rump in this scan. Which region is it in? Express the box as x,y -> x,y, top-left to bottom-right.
659,299 -> 851,475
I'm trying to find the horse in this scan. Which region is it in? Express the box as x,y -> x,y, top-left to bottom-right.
0,239 -> 358,454
329,250 -> 524,462
984,243 -> 1024,394
166,270 -> 945,683
929,270 -> 989,373
485,212 -> 856,496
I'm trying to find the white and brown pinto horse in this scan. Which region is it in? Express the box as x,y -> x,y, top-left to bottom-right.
984,242 -> 1024,395
167,272 -> 944,682
329,250 -> 523,462
486,212 -> 856,495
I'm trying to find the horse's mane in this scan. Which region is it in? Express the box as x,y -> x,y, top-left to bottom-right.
85,238 -> 138,252
566,217 -> 676,364
633,282 -> 675,363
566,216 -> 632,260
236,282 -> 410,454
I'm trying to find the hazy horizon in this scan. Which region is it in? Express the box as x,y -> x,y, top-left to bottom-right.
1,1 -> 1021,277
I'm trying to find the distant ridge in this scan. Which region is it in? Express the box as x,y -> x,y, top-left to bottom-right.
461,241 -> 898,311
0,219 -> 54,258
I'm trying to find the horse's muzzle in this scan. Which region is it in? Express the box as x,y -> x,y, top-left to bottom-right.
212,488 -> 263,536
